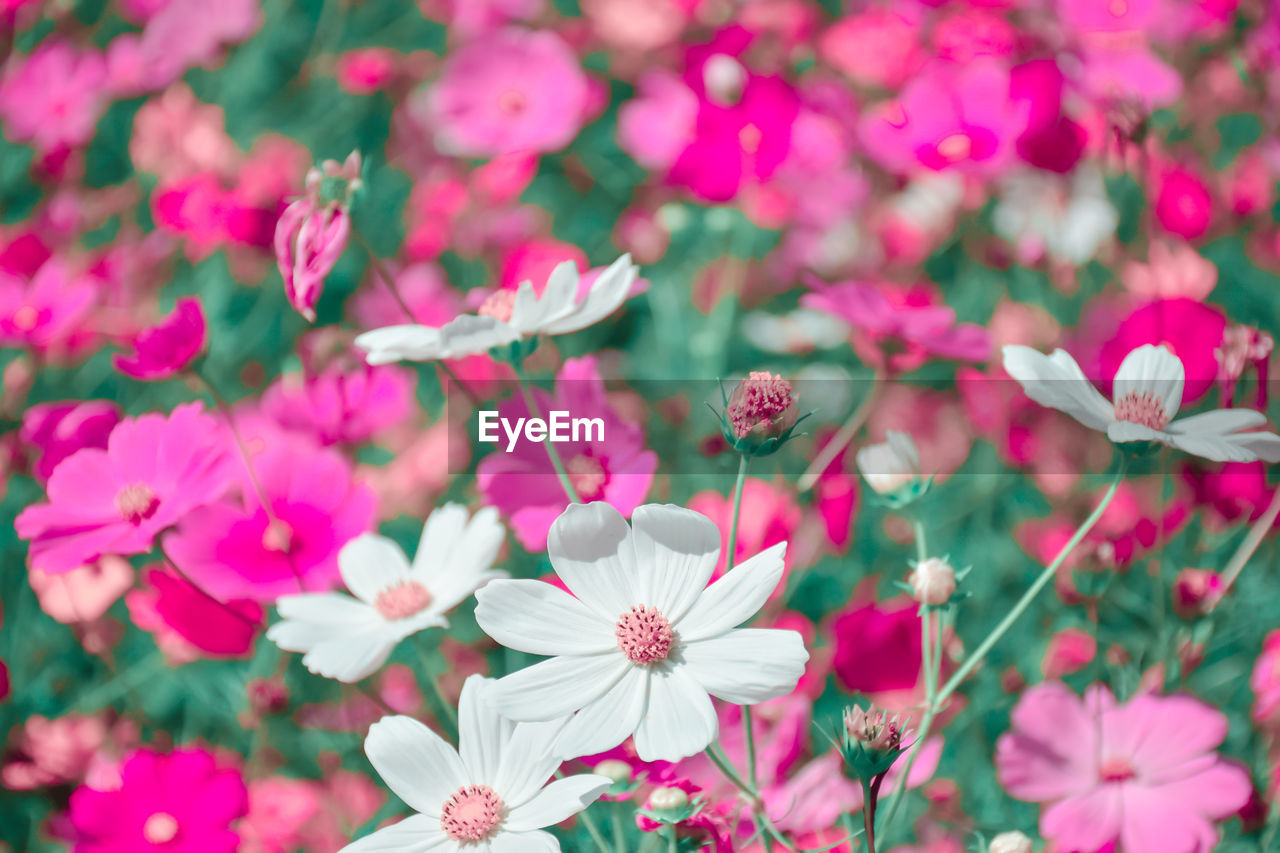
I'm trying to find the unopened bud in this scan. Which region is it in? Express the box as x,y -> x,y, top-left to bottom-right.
989,830 -> 1033,853
909,557 -> 955,606
1172,568 -> 1223,618
843,704 -> 905,752
648,786 -> 689,811
719,371 -> 805,456
594,759 -> 632,784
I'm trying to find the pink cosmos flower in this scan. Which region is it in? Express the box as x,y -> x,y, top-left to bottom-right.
1042,628 -> 1098,679
260,362 -> 415,447
0,41 -> 109,154
1154,165 -> 1214,239
1121,242 -> 1218,301
819,8 -> 924,90
1,713 -> 119,791
29,558 -> 133,624
0,259 -> 96,351
477,355 -> 657,552
1181,460 -> 1279,532
859,59 -> 1030,177
997,681 -> 1251,853
114,297 -> 207,380
335,48 -> 399,95
15,403 -> 236,574
426,28 -> 590,157
20,401 -> 121,483
274,199 -> 350,323
801,279 -> 991,373
164,443 -> 377,603
830,596 -> 923,698
1094,298 -> 1227,405
69,747 -> 248,853
617,70 -> 701,171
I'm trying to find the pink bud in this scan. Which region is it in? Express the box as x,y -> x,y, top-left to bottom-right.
843,704 -> 906,751
1042,627 -> 1097,679
727,371 -> 799,440
274,199 -> 350,323
908,557 -> 956,606
1172,568 -> 1223,618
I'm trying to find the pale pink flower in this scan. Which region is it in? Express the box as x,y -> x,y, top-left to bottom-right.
1042,628 -> 1097,679
129,84 -> 240,179
0,41 -> 109,153
1122,242 -> 1218,301
617,70 -> 700,171
0,258 -> 96,351
819,8 -> 924,90
114,297 -> 207,380
29,558 -> 133,624
997,681 -> 1251,853
2,713 -> 114,791
15,403 -> 236,574
426,28 -> 590,157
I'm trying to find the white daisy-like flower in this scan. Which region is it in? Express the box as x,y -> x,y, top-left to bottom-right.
267,504 -> 506,682
355,254 -> 639,365
1003,343 -> 1280,462
473,502 -> 810,763
341,675 -> 610,853
855,430 -> 922,495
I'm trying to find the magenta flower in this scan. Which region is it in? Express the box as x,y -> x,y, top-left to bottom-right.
114,297 -> 208,381
15,403 -> 236,574
164,443 -> 377,603
860,59 -> 1030,177
273,197 -> 350,323
997,681 -> 1251,853
260,362 -> 415,447
477,355 -> 657,552
0,258 -> 96,351
801,279 -> 990,374
425,27 -> 590,157
69,747 -> 248,853
20,400 -> 121,483
1094,298 -> 1227,406
136,566 -> 264,658
0,41 -> 108,154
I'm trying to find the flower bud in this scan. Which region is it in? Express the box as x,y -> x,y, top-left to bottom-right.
909,557 -> 955,606
593,759 -> 632,784
856,430 -> 920,492
1172,568 -> 1223,618
648,786 -> 689,811
843,704 -> 905,752
989,830 -> 1033,853
718,371 -> 806,456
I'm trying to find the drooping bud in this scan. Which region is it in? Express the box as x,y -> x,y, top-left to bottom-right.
276,151 -> 363,323
856,430 -> 929,507
717,371 -> 807,456
989,830 -> 1034,853
1172,568 -> 1223,619
908,557 -> 956,606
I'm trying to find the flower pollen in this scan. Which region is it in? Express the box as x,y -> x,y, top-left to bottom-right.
1099,756 -> 1136,783
567,454 -> 607,501
1113,390 -> 1171,430
142,812 -> 179,844
115,483 -> 160,525
478,290 -> 517,324
374,579 -> 434,621
615,605 -> 673,664
440,784 -> 504,842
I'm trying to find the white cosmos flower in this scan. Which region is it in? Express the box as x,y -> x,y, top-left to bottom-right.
267,504 -> 506,682
355,254 -> 639,365
855,430 -> 922,495
1003,343 -> 1280,462
473,502 -> 810,764
341,675 -> 610,853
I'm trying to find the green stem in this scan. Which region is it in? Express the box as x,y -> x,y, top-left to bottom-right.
933,455 -> 1129,710
352,227 -> 416,324
580,808 -> 614,853
744,705 -> 760,790
612,802 -> 629,853
513,363 -> 581,504
795,371 -> 881,492
726,454 -> 749,570
414,644 -> 458,731
912,518 -> 927,564
667,825 -> 678,853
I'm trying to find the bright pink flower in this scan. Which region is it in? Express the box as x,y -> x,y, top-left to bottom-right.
860,59 -> 1030,177
477,355 -> 656,552
426,28 -> 590,157
151,173 -> 236,260
1181,460 -> 1279,531
1155,165 -> 1214,239
801,279 -> 991,373
1095,298 -> 1227,404
617,70 -> 700,171
274,198 -> 350,323
335,48 -> 398,94
831,597 -> 923,696
498,238 -> 589,292
997,681 -> 1251,853
164,443 -> 376,602
1010,59 -> 1087,174
349,261 -> 463,329
29,558 -> 133,624
0,259 -> 96,350
260,362 -> 415,446
69,747 -> 248,853
1042,628 -> 1097,679
114,297 -> 207,381
20,401 -> 121,483
0,41 -> 109,154
932,8 -> 1018,62
16,403 -> 236,574
136,566 -> 263,657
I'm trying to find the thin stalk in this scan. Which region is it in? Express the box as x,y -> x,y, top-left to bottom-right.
796,373 -> 881,492
913,518 -> 927,564
667,825 -> 678,853
862,774 -> 885,853
352,227 -> 416,324
727,455 -> 749,578
513,363 -> 581,504
414,644 -> 459,731
1212,485 -> 1280,610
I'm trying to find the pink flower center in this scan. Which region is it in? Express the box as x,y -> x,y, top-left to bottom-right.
739,123 -> 762,154
261,519 -> 297,553
936,132 -> 973,162
440,784 -> 504,841
143,812 -> 179,844
728,371 -> 796,438
12,305 -> 38,331
478,290 -> 517,324
115,483 -> 160,525
1113,391 -> 1170,430
567,454 -> 607,501
1099,756 -> 1136,783
498,90 -> 527,115
374,580 -> 434,620
615,605 -> 673,664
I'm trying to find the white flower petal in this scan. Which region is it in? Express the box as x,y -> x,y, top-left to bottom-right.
675,542 -> 786,642
1166,408 -> 1268,436
1167,431 -> 1271,462
355,325 -> 449,365
553,667 -> 649,760
413,505 -> 506,610
519,262 -> 580,333
632,665 -> 718,762
541,254 -> 637,336
1113,344 -> 1183,421
546,502 -> 641,620
490,830 -> 559,853
339,815 -> 451,853
340,534 -> 413,605
504,775 -> 611,832
630,504 -> 720,623
458,675 -> 514,785
365,715 -> 467,816
1223,431 -> 1280,462
276,592 -> 381,626
300,626 -> 402,683
489,653 -> 629,721
1002,346 -> 1114,431
1106,420 -> 1166,446
496,718 -> 570,806
681,628 -> 809,705
269,595 -> 399,681
438,314 -> 521,358
475,579 -> 615,656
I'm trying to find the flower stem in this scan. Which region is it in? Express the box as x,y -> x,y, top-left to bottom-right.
667,825 -> 678,853
913,517 -> 927,564
512,362 -> 581,504
862,774 -> 885,853
877,605 -> 940,831
351,227 -> 416,324
1211,485 -> 1280,611
727,454 -> 749,580
795,371 -> 880,492
933,455 -> 1128,709
413,644 -> 458,732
